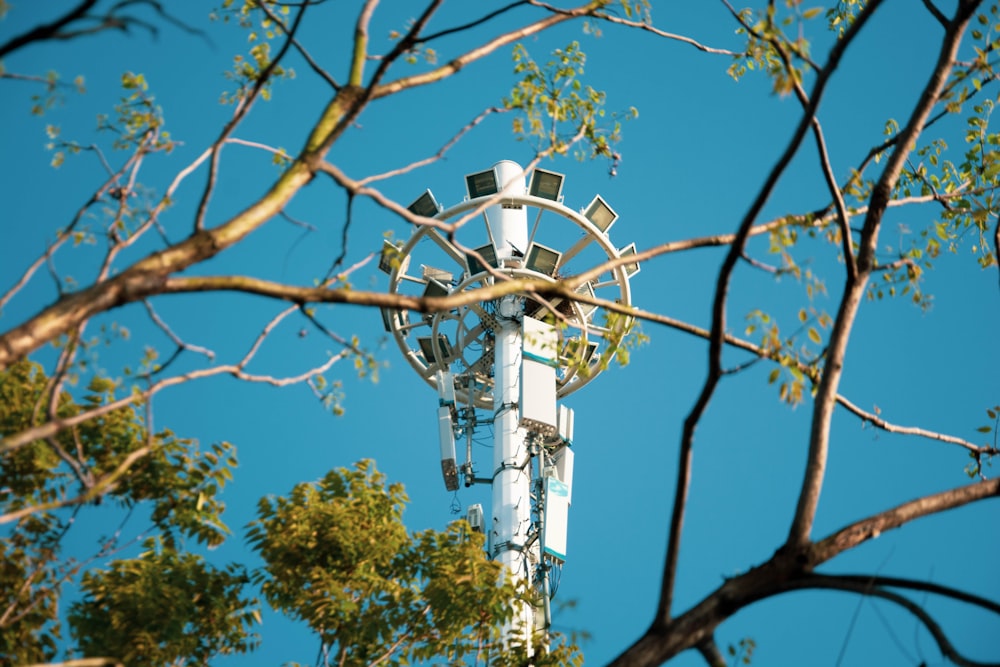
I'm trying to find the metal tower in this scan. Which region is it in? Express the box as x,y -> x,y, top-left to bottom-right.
379,160 -> 637,652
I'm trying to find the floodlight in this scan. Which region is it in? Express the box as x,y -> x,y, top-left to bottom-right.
407,189 -> 441,217
466,243 -> 498,276
380,307 -> 409,333
525,243 -> 562,276
583,195 -> 619,233
573,281 -> 598,320
378,240 -> 405,274
380,307 -> 396,332
422,264 -> 453,283
423,278 -> 450,299
465,168 -> 499,199
528,168 -> 565,201
418,334 -> 453,362
562,338 -> 598,365
618,242 -> 641,277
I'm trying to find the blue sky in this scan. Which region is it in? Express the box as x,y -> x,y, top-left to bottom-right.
1,2 -> 998,666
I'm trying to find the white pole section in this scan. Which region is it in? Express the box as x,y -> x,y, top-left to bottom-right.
487,160 -> 530,261
488,161 -> 534,649
493,303 -> 533,647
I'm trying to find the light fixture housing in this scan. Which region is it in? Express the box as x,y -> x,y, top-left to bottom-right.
465,168 -> 499,199
562,338 -> 599,365
573,281 -> 597,320
380,307 -> 409,333
418,334 -> 453,363
528,168 -> 565,201
378,240 -> 407,274
466,243 -> 498,277
525,242 -> 562,276
422,264 -> 453,283
423,278 -> 450,299
407,189 -> 441,217
583,195 -> 619,234
618,242 -> 641,277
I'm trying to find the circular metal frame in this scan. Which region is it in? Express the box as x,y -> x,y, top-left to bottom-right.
384,192 -> 634,409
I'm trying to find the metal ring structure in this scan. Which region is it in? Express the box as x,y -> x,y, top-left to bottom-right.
383,192 -> 635,410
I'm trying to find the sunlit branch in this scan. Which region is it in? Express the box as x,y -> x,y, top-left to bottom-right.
317,127 -> 583,240
726,1 -> 857,281
371,1 -> 603,99
23,658 -> 124,667
0,441 -> 157,525
835,395 -> 996,455
97,133 -> 160,280
143,300 -> 216,362
0,306 -> 349,456
225,138 -> 293,160
592,5 -> 743,56
357,107 -> 508,187
0,143 -> 143,312
720,0 -> 820,70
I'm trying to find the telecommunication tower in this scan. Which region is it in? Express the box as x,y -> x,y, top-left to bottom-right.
379,160 -> 637,651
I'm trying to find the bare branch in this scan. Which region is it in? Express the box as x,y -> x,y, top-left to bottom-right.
255,0 -> 340,90
695,636 -> 727,667
23,657 -> 123,667
419,2 -> 531,44
592,6 -> 742,56
607,478 -> 999,666
836,395 -> 996,455
809,477 -> 1000,565
194,0 -> 306,233
788,0 -> 980,547
357,107 -> 508,187
0,0 -> 99,59
785,574 -> 1000,667
922,0 -> 950,28
371,1 -> 603,99
657,0 -> 885,625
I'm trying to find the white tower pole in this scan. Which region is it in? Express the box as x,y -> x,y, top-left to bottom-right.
488,161 -> 534,648
383,158 -> 637,658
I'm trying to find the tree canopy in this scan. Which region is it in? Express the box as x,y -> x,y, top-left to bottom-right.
0,1 -> 998,666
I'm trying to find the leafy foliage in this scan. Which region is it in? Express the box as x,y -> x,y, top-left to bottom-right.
68,538 -> 260,666
505,41 -> 636,170
246,460 -> 575,666
0,360 -> 238,662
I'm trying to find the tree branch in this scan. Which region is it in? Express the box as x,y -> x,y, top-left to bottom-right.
0,0 -> 99,58
808,477 -> 1000,566
657,0 -> 884,625
371,1 -> 603,99
787,0 -> 980,548
783,574 -> 1000,667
